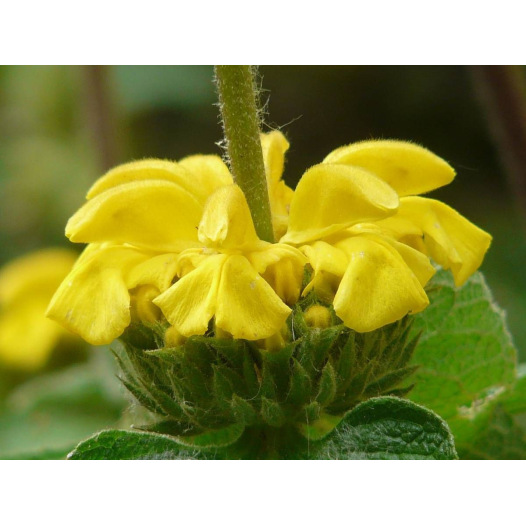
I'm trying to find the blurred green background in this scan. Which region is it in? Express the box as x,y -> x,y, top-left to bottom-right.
1,65 -> 524,356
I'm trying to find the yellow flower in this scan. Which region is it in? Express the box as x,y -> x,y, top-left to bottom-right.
47,243 -> 179,345
323,140 -> 492,287
280,140 -> 491,332
47,156 -> 231,345
47,133 -> 299,345
154,184 -> 305,340
0,248 -> 79,371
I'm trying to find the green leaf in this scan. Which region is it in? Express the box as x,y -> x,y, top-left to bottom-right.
457,403 -> 526,460
170,422 -> 245,449
298,413 -> 342,441
316,362 -> 337,405
261,397 -> 286,427
287,359 -> 312,406
68,430 -> 212,460
408,270 -> 517,430
230,395 -> 258,425
307,397 -> 457,459
453,366 -> 526,459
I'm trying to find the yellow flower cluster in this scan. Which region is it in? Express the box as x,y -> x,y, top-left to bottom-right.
47,132 -> 491,346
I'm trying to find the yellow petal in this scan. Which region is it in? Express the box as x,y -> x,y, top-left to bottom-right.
392,197 -> 492,286
248,243 -> 306,274
281,164 -> 399,245
154,254 -> 226,337
215,255 -> 291,340
175,248 -> 211,278
127,252 -> 179,291
333,237 -> 429,332
198,185 -> 262,250
261,131 -> 289,185
0,296 -> 62,371
178,154 -> 234,202
301,241 -> 349,301
377,236 -> 435,287
323,140 -> 456,196
46,245 -> 147,345
87,159 -> 189,198
260,131 -> 294,238
130,285 -> 162,324
261,258 -> 303,305
270,181 -> 295,239
341,227 -> 436,287
66,180 -> 202,252
247,243 -> 306,305
87,157 -> 232,204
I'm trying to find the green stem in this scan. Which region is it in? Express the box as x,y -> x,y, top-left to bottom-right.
214,65 -> 274,242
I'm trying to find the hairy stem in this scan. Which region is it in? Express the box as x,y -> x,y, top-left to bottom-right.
214,65 -> 274,242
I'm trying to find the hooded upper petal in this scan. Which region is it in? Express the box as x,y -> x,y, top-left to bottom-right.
281,163 -> 399,245
198,184 -> 262,250
87,157 -> 232,204
66,180 -> 202,252
177,155 -> 233,202
323,140 -> 456,196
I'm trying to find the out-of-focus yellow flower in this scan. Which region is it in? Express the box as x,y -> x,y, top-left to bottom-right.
0,248 -> 78,371
47,133 -> 299,345
154,185 -> 305,340
280,140 -> 491,332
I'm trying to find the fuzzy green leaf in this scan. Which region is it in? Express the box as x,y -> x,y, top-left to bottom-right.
307,397 -> 457,459
287,359 -> 312,406
170,422 -> 245,449
408,271 -> 517,430
316,362 -> 337,405
453,366 -> 526,459
68,430 -> 212,460
298,413 -> 343,441
230,395 -> 258,425
261,397 -> 286,427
